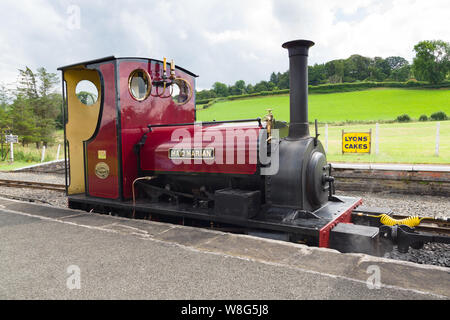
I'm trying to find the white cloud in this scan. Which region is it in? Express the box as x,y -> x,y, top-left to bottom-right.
0,0 -> 448,90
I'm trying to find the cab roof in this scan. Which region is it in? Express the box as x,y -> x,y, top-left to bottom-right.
57,56 -> 198,77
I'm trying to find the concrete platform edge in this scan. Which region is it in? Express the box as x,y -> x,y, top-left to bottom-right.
0,196 -> 448,298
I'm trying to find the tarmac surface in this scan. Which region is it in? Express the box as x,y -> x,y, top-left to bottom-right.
0,197 -> 449,300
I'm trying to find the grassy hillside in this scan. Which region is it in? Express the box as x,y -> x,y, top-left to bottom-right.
197,88 -> 450,123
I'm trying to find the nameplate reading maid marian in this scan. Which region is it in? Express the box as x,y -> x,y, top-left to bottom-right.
169,148 -> 215,160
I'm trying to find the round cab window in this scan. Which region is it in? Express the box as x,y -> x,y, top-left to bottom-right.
128,69 -> 151,101
171,78 -> 192,105
75,80 -> 98,106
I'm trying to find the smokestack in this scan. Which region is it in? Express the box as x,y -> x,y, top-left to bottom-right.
282,39 -> 314,139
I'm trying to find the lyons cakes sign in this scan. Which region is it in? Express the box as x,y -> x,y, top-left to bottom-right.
342,130 -> 371,154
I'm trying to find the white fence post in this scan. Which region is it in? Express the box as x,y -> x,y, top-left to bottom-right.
325,123 -> 328,153
435,122 -> 440,156
56,144 -> 61,161
375,123 -> 379,155
41,145 -> 46,162
10,141 -> 14,162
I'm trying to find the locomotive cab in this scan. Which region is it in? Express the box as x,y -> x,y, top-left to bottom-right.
59,56 -> 197,200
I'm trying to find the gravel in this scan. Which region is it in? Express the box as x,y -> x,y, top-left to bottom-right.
0,172 -> 448,267
384,243 -> 450,268
0,171 -> 67,207
335,190 -> 450,220
0,171 -> 64,184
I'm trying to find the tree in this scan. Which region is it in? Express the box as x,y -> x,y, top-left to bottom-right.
308,63 -> 326,85
196,89 -> 216,100
0,106 -> 11,133
269,72 -> 279,87
371,57 -> 390,81
277,71 -> 289,89
37,67 -> 58,97
234,80 -> 246,91
254,81 -> 270,92
8,95 -> 37,146
35,69 -> 60,146
212,82 -> 229,97
11,66 -> 61,147
229,80 -> 246,95
391,64 -> 410,81
344,55 -> 371,81
0,84 -> 9,111
385,56 -> 410,81
325,60 -> 344,83
412,40 -> 450,84
385,56 -> 409,70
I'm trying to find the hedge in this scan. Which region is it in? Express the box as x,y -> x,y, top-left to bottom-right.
195,80 -> 450,106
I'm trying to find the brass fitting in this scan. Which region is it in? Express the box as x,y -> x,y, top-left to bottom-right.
263,108 -> 274,142
170,59 -> 175,79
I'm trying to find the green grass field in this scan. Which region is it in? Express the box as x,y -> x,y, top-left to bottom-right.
197,88 -> 450,123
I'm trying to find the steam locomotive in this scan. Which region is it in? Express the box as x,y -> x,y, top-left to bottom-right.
58,40 -> 446,255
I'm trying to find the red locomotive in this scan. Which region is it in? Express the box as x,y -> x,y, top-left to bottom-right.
59,40 -> 448,255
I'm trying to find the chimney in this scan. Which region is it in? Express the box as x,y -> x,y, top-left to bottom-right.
282,39 -> 314,139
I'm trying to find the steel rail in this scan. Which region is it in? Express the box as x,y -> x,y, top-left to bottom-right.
0,179 -> 65,192
352,211 -> 450,236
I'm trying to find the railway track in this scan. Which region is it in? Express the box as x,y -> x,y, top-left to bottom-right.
332,166 -> 450,197
391,214 -> 450,236
352,208 -> 450,236
0,179 -> 65,192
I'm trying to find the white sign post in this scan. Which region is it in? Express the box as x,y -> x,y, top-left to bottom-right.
5,134 -> 18,163
41,146 -> 46,162
56,144 -> 61,161
10,141 -> 13,162
435,122 -> 440,157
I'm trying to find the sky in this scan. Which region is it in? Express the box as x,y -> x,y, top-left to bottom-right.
0,0 -> 449,91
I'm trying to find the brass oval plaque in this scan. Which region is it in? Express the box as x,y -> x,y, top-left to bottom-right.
95,162 -> 110,179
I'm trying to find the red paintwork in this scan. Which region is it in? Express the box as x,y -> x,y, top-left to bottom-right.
85,58 -> 260,200
86,62 -> 119,199
119,60 -> 196,199
318,198 -> 363,248
139,122 -> 261,174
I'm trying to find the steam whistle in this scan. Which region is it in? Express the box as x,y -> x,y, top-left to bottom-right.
159,57 -> 175,81
163,57 -> 167,79
170,59 -> 175,80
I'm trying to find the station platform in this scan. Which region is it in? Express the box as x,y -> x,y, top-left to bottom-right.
331,162 -> 450,172
0,196 -> 448,299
